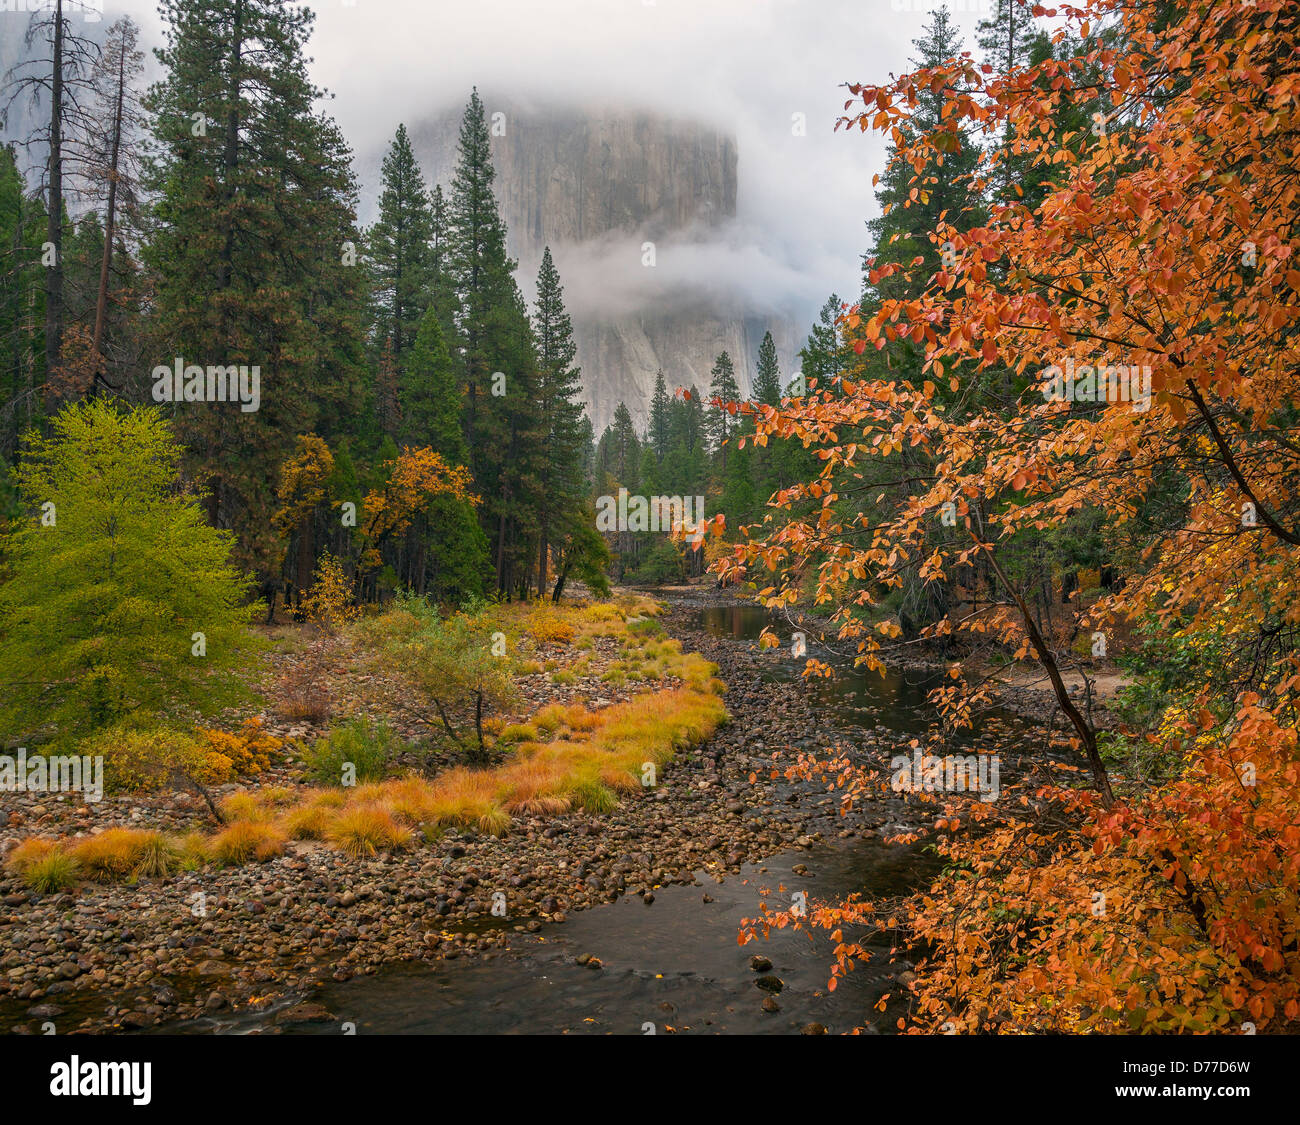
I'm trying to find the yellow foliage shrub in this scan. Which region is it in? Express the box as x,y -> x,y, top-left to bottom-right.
529,612 -> 575,646
200,718 -> 284,776
84,725 -> 234,793
300,551 -> 361,630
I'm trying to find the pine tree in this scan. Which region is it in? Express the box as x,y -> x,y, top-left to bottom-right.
448,88 -> 515,475
719,431 -> 756,526
0,145 -> 47,455
531,246 -> 587,596
594,401 -> 641,580
753,331 -> 781,406
444,89 -> 555,595
365,123 -> 434,373
609,402 -> 640,491
400,306 -> 465,464
977,0 -> 1048,78
479,282 -> 546,595
648,369 -> 672,461
143,0 -> 366,579
680,384 -> 706,494
860,9 -> 985,398
848,11 -> 996,635
799,294 -> 844,389
705,351 -> 740,468
977,0 -> 1057,208
427,184 -> 458,339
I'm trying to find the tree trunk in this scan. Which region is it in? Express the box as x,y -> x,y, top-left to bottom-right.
537,520 -> 549,599
979,534 -> 1114,805
91,23 -> 126,385
44,0 -> 65,398
295,514 -> 314,608
215,0 -> 244,294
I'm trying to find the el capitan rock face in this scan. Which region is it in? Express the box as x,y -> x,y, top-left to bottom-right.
366,98 -> 802,434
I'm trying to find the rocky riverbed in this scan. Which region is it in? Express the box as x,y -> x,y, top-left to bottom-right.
0,590 -> 1062,1035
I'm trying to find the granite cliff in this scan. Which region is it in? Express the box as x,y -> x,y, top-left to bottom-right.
370,98 -> 805,433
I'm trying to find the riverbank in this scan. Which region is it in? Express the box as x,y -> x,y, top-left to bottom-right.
0,586 -> 1086,1035
0,592 -> 907,1034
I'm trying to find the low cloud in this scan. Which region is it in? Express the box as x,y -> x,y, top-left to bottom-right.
538,219 -> 850,325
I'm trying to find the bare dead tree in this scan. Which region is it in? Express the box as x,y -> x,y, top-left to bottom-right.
85,15 -> 144,393
1,0 -> 102,403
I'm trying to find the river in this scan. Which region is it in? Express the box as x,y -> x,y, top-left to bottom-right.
171,600 -> 1030,1036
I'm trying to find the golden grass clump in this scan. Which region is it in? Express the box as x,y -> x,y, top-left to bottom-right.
132,832 -> 181,878
420,767 -> 503,829
284,803 -> 331,840
497,722 -> 539,745
381,776 -> 440,825
209,820 -> 287,866
581,602 -> 625,624
219,792 -> 273,823
477,807 -> 511,836
494,756 -> 571,815
568,778 -> 618,814
177,831 -> 210,869
326,806 -> 414,857
593,687 -> 726,766
6,838 -> 81,892
5,836 -> 59,875
532,703 -> 567,735
25,850 -> 80,892
69,828 -> 177,882
563,702 -> 600,732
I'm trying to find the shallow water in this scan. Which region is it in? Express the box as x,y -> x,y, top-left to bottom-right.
201,835 -> 938,1035
695,603 -> 941,733
192,832 -> 941,1035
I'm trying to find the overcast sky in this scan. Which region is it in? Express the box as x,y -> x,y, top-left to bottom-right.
53,0 -> 995,322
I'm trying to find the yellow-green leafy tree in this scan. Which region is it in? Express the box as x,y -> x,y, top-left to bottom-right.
0,399 -> 262,744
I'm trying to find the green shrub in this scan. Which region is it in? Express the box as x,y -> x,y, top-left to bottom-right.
497,723 -> 538,745
81,722 -> 233,794
304,718 -> 403,785
627,617 -> 665,638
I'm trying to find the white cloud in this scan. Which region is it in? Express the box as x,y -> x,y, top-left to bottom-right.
56,0 -> 994,327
